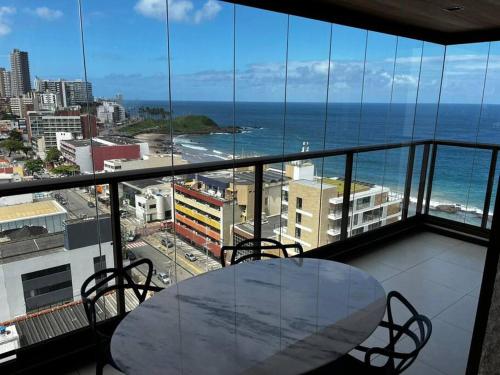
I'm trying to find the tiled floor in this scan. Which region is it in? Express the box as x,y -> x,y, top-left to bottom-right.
348,231 -> 486,375
67,231 -> 486,375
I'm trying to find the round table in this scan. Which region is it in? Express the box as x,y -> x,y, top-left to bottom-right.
111,258 -> 386,374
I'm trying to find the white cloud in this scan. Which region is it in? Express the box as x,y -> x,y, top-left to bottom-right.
0,6 -> 16,37
134,0 -> 221,23
27,7 -> 63,21
194,0 -> 221,23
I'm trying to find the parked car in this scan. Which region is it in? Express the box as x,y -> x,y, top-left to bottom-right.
127,233 -> 137,242
87,201 -> 96,208
128,251 -> 137,261
120,211 -> 128,218
157,272 -> 171,285
161,238 -> 174,248
59,199 -> 68,206
185,253 -> 197,262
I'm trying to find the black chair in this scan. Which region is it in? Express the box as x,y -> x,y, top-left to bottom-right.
220,238 -> 303,267
312,291 -> 432,374
81,258 -> 164,375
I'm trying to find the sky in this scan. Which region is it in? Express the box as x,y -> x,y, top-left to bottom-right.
0,0 -> 499,103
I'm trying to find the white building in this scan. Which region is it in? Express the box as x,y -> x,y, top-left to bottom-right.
60,136 -> 150,174
103,154 -> 186,172
27,111 -> 82,151
0,215 -> 114,323
38,92 -> 61,111
97,101 -> 126,124
34,78 -> 93,106
135,185 -> 172,223
9,93 -> 40,118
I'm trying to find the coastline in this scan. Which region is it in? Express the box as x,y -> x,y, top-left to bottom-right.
132,131 -> 492,225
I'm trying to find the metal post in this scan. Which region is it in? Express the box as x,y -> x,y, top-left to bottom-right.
424,143 -> 438,215
109,181 -> 126,316
482,149 -> 498,229
341,152 -> 354,241
254,163 -> 263,240
466,175 -> 500,375
402,145 -> 416,220
416,143 -> 430,215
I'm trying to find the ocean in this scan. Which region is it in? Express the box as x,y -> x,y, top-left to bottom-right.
125,100 -> 500,225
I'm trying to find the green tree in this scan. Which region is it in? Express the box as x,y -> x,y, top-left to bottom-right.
1,139 -> 23,156
51,164 -> 79,176
24,158 -> 44,175
45,147 -> 62,163
8,129 -> 22,142
21,146 -> 32,157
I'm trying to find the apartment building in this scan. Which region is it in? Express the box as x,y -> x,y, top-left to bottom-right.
97,101 -> 126,124
0,68 -> 11,98
173,169 -> 283,257
276,161 -> 402,251
34,78 -> 93,106
10,49 -> 31,97
27,111 -> 82,152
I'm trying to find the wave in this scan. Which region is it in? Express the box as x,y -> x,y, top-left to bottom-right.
180,144 -> 208,151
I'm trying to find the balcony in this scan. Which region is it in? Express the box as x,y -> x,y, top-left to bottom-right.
3,0 -> 500,373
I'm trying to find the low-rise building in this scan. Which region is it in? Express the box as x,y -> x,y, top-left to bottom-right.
0,215 -> 113,322
60,136 -> 149,173
135,184 -> 172,223
103,154 -> 186,173
0,199 -> 67,234
27,110 -> 82,151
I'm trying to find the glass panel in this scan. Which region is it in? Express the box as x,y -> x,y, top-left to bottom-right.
0,186 -> 113,352
234,6 -> 288,159
412,43 -> 446,140
274,156 -> 345,252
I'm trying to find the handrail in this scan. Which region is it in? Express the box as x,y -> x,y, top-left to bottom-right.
1,138 -> 498,198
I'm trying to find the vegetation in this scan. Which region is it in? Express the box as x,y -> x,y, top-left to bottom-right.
21,146 -> 32,157
1,139 -> 23,156
138,106 -> 170,119
51,164 -> 80,176
8,129 -> 22,142
45,147 -> 62,163
119,115 -> 239,136
0,112 -> 18,120
24,158 -> 44,175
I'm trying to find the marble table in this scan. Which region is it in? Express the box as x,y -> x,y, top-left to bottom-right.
111,258 -> 386,375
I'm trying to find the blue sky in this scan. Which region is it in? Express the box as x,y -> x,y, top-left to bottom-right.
0,0 -> 499,103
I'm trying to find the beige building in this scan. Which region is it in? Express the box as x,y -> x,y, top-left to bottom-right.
103,154 -> 186,172
276,161 -> 402,251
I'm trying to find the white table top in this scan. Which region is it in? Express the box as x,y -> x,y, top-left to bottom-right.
111,258 -> 386,375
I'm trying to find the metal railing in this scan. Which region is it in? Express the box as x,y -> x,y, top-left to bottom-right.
0,137 -> 499,357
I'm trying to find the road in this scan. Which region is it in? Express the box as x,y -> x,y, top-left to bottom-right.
54,188 -> 106,219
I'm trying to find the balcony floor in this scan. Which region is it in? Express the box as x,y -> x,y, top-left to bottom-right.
347,231 -> 486,375
64,232 -> 485,375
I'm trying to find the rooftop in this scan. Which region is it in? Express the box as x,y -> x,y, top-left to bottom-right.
0,233 -> 64,263
62,136 -> 144,148
323,178 -> 372,195
0,200 -> 66,224
233,214 -> 282,239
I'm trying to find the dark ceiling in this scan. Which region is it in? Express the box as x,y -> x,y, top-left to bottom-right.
224,0 -> 500,45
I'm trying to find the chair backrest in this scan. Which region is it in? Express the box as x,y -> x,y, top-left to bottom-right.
220,238 -> 299,267
81,258 -> 162,336
364,291 -> 432,374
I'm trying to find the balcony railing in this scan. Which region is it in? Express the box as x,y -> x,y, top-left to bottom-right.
0,138 -> 499,362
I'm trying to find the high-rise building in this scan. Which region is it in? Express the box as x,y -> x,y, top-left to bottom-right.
10,49 -> 31,97
34,78 -> 93,106
0,68 -> 12,98
97,101 -> 126,124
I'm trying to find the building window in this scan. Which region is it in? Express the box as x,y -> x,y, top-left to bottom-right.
352,227 -> 364,236
296,212 -> 302,224
149,204 -> 157,209
296,197 -> 302,209
356,196 -> 371,210
93,255 -> 107,289
295,227 -> 301,239
353,214 -> 359,226
22,264 -> 73,313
